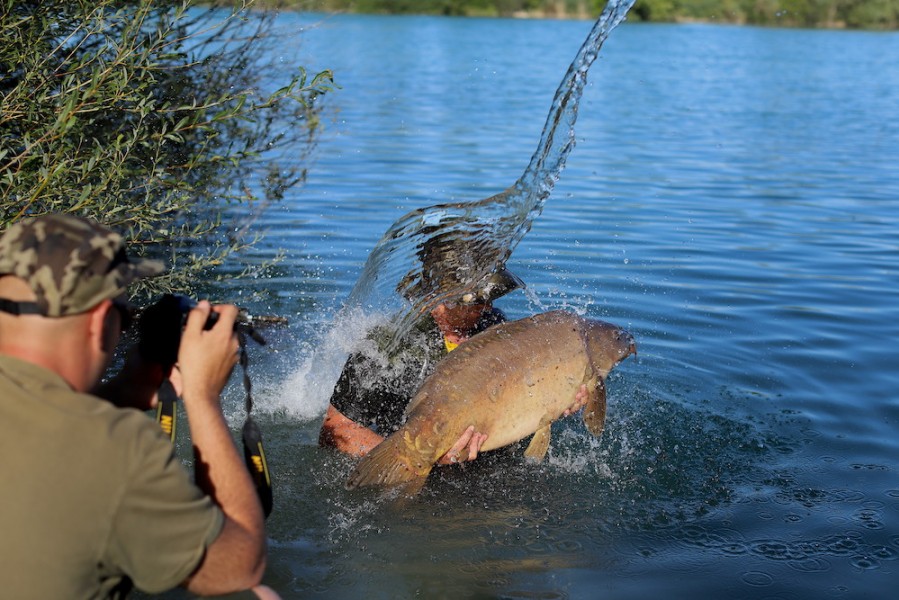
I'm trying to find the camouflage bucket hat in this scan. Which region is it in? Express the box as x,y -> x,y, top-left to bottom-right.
0,214 -> 164,317
399,233 -> 525,305
456,267 -> 525,305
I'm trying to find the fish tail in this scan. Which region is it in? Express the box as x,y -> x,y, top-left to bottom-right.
346,432 -> 433,490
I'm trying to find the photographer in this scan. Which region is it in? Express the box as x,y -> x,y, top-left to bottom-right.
0,214 -> 277,599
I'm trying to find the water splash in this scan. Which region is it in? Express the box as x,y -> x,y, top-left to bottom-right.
341,0 -> 636,342
274,308 -> 392,418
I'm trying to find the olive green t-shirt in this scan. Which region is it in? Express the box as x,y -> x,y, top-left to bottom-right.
0,355 -> 224,599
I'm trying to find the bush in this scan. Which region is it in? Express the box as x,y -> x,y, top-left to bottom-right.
841,0 -> 899,28
631,0 -> 677,21
0,0 -> 333,296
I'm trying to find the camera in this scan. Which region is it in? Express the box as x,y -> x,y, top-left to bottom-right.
138,294 -> 265,366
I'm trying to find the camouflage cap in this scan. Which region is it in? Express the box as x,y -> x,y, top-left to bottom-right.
0,214 -> 164,317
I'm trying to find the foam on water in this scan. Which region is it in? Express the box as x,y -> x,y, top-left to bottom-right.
269,308 -> 393,419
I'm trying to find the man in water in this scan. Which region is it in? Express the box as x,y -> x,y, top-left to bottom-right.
319,262 -> 588,463
319,266 -> 525,463
0,214 -> 277,599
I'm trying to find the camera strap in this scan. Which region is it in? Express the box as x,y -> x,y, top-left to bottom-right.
156,379 -> 178,442
155,330 -> 273,519
237,330 -> 273,518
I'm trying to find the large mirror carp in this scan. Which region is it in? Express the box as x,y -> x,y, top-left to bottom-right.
347,310 -> 636,492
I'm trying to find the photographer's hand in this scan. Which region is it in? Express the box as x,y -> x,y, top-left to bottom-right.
177,301 -> 240,402
176,301 -> 267,595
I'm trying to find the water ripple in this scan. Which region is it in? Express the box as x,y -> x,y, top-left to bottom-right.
740,571 -> 774,587
787,557 -> 831,573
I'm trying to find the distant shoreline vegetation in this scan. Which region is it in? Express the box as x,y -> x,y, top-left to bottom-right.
256,0 -> 898,30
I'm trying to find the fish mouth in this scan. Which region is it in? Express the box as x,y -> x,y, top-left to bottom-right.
617,329 -> 637,359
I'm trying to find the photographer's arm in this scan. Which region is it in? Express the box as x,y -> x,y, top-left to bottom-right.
176,302 -> 266,596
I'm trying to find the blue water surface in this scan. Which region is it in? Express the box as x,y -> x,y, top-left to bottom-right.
185,12 -> 899,600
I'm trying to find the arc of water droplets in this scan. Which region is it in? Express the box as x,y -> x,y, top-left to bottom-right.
343,0 -> 637,346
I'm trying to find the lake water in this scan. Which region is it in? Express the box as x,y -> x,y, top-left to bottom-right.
185,11 -> 899,600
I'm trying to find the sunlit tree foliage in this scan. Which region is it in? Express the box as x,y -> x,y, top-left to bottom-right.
1,0 -> 333,294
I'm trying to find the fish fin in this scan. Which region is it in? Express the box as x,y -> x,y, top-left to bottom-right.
393,476 -> 428,498
583,376 -> 607,437
523,422 -> 552,463
346,432 -> 433,491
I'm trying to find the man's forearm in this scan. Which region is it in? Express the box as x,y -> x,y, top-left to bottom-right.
182,390 -> 266,594
319,404 -> 384,457
174,302 -> 266,595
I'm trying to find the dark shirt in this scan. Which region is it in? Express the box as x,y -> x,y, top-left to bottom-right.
329,308 -> 506,435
